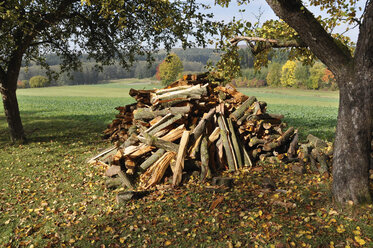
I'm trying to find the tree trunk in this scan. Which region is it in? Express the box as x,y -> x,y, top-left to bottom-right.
332,73 -> 372,204
1,87 -> 27,143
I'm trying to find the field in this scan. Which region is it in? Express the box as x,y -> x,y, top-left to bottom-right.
1,79 -> 372,247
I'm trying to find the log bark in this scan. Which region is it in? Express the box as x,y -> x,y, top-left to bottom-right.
145,151 -> 176,189
172,131 -> 190,186
118,170 -> 134,189
139,149 -> 166,172
200,136 -> 211,181
306,134 -> 327,149
217,115 -> 236,172
138,133 -> 179,153
215,84 -> 248,103
208,127 -> 221,144
227,118 -> 243,168
189,108 -> 216,146
263,127 -> 294,152
151,84 -> 208,104
134,105 -> 191,120
287,130 -> 299,159
146,114 -> 182,135
311,148 -> 329,176
230,96 -> 257,121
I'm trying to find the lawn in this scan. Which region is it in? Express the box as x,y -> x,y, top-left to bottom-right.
1,81 -> 372,247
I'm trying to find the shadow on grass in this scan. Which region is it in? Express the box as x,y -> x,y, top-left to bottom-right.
284,116 -> 337,141
0,113 -> 114,146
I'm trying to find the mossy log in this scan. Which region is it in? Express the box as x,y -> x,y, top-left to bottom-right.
217,115 -> 236,172
139,149 -> 166,172
227,118 -> 243,168
134,105 -> 191,120
230,96 -> 257,121
200,136 -> 211,181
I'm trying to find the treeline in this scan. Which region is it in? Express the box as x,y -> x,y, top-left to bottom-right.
18,48 -> 219,86
234,48 -> 337,90
18,47 -> 336,90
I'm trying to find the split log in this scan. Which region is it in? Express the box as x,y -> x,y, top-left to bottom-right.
138,133 -> 179,153
159,124 -> 185,142
134,105 -> 191,120
146,114 -> 183,135
216,84 -> 248,103
263,127 -> 295,152
87,146 -> 116,164
307,134 -> 327,148
189,135 -> 203,159
139,149 -> 166,172
145,151 -> 176,189
145,113 -> 173,134
151,84 -> 208,104
105,165 -> 121,177
311,148 -> 329,176
200,136 -> 211,181
157,98 -> 191,108
287,130 -> 299,158
118,170 -> 134,189
172,131 -> 190,186
227,118 -> 243,168
154,85 -> 192,95
217,114 -> 236,172
249,136 -> 266,147
230,96 -> 257,121
208,127 -> 221,144
189,108 -> 216,146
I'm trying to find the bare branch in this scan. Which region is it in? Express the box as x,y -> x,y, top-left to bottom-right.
230,36 -> 306,48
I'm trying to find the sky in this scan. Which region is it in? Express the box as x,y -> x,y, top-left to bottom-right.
198,0 -> 364,43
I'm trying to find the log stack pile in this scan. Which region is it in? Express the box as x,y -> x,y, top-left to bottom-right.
90,73 -> 303,191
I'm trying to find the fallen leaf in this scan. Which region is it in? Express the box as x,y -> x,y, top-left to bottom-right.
210,196 -> 224,210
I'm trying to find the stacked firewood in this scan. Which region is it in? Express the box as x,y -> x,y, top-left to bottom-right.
297,134 -> 333,176
89,73 -> 303,191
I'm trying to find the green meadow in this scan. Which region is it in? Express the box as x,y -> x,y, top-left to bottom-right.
1,80 -> 372,247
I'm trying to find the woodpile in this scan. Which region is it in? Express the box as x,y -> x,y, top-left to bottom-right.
90,72 -> 305,192
297,134 -> 333,176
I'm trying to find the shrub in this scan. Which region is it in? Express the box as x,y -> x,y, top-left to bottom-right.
280,60 -> 297,87
17,80 -> 28,88
156,53 -> 183,85
29,75 -> 50,88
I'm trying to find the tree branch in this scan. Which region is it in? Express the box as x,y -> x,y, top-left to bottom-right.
265,0 -> 353,75
230,36 -> 307,48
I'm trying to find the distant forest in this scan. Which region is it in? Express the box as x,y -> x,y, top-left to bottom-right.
18,47 -> 336,90
18,48 -> 222,86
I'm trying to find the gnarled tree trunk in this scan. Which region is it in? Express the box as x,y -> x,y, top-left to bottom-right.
332,72 -> 372,204
264,0 -> 373,204
1,85 -> 26,143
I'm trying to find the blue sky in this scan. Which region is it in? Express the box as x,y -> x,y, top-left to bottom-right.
199,0 -> 363,43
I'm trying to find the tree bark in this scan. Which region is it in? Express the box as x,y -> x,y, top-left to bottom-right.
1,87 -> 27,143
332,75 -> 372,204
263,0 -> 372,204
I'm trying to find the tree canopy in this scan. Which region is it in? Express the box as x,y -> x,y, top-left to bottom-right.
156,53 -> 184,85
0,0 -> 215,142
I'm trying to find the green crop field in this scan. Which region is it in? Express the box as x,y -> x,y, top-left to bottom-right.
1,80 -> 372,247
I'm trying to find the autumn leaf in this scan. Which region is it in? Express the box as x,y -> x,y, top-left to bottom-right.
210,196 -> 224,210
354,236 -> 366,246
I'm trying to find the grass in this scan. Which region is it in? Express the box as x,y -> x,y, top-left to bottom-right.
0,81 -> 372,247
